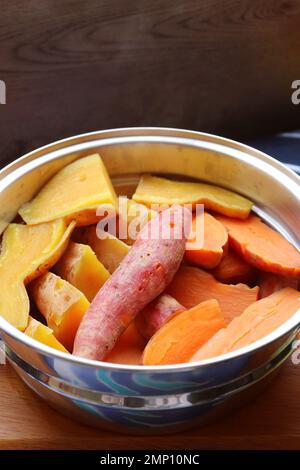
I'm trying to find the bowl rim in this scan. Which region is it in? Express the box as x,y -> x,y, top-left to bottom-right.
0,126 -> 299,373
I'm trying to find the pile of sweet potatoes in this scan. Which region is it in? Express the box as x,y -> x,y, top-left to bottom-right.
0,155 -> 299,365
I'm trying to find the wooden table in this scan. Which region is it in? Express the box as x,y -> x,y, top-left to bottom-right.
1,360 -> 299,450
1,0 -> 300,168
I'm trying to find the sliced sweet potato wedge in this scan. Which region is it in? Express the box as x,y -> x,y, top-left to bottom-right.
18,154 -> 118,226
185,212 -> 228,269
31,272 -> 90,351
55,241 -> 110,301
166,266 -> 259,323
120,199 -> 157,245
142,299 -> 226,365
217,214 -> 300,277
133,175 -> 253,219
24,317 -> 69,353
79,226 -> 130,273
212,248 -> 257,285
0,220 -> 74,330
191,287 -> 300,361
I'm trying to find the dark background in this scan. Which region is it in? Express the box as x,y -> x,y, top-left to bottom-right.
1,0 -> 300,167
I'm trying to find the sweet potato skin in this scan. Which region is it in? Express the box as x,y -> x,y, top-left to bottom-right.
73,206 -> 189,360
135,294 -> 185,340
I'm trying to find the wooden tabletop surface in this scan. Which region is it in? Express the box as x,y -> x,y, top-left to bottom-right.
0,359 -> 299,450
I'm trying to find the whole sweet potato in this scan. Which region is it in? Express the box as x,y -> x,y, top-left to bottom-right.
73,205 -> 190,360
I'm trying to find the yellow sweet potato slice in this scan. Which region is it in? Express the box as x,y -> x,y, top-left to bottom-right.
0,220 -> 74,331
18,154 -> 118,226
80,226 -> 130,273
121,199 -> 157,245
54,241 -> 110,301
24,316 -> 68,353
133,175 -> 252,219
31,272 -> 90,351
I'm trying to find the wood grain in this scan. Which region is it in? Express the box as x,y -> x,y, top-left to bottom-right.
0,360 -> 300,449
0,0 -> 300,166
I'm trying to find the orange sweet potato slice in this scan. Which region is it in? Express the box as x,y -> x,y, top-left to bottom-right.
166,266 -> 259,323
185,212 -> 228,269
105,323 -> 146,365
217,214 -> 300,277
142,299 -> 226,365
191,287 -> 300,361
211,248 -> 257,285
258,272 -> 298,299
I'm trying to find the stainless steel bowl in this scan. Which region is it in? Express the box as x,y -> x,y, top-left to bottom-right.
0,128 -> 299,434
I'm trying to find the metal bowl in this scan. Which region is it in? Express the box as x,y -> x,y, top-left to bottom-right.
0,128 -> 299,434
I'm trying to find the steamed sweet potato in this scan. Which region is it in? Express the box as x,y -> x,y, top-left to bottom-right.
259,272 -> 298,299
73,205 -> 190,360
79,226 -> 130,273
191,287 -> 300,361
185,212 -> 228,269
55,241 -> 110,301
143,299 -> 226,365
167,266 -> 259,323
119,199 -> 157,245
0,220 -> 74,331
24,317 -> 68,353
133,175 -> 253,219
31,272 -> 90,351
105,323 -> 146,365
212,248 -> 257,284
217,214 -> 300,277
18,154 -> 117,226
135,294 -> 185,340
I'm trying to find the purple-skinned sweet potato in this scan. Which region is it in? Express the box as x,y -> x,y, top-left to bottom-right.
135,294 -> 185,340
73,205 -> 190,360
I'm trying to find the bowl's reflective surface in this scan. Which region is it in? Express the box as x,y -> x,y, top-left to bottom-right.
0,128 -> 299,433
